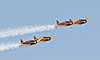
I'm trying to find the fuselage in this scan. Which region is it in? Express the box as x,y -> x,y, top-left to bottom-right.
57,20 -> 73,26
22,40 -> 37,45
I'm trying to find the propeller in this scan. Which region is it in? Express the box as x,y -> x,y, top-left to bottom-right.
49,35 -> 56,41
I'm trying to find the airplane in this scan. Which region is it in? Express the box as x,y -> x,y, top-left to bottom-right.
19,36 -> 52,46
55,17 -> 88,28
55,19 -> 73,28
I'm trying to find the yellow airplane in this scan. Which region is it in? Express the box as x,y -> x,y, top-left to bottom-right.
55,17 -> 88,28
20,36 -> 52,45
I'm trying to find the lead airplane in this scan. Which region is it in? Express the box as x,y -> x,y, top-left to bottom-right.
55,17 -> 88,28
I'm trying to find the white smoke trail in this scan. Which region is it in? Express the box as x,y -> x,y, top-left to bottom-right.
0,43 -> 20,51
0,25 -> 55,38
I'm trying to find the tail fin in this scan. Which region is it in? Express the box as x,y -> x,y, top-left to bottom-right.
56,20 -> 59,24
20,39 -> 23,44
34,36 -> 37,39
34,36 -> 39,40
34,36 -> 40,42
69,19 -> 73,24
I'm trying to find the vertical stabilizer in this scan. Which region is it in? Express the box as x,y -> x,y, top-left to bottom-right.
56,20 -> 59,24
20,39 -> 23,43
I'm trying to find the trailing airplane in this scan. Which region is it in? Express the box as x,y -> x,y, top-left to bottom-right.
19,36 -> 52,48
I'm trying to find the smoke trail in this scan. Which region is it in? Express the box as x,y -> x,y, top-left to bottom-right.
0,25 -> 55,38
0,43 -> 20,51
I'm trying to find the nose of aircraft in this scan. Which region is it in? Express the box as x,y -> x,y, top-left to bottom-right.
48,37 -> 51,40
81,19 -> 87,24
